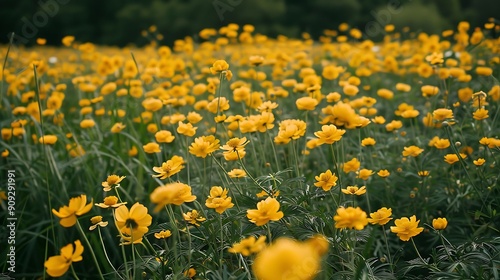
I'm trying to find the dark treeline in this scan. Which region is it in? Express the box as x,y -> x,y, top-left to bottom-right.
1,0 -> 497,46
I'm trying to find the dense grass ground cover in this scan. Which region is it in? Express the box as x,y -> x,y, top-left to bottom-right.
1,21 -> 499,279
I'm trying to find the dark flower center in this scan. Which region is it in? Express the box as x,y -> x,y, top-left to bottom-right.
126,218 -> 138,229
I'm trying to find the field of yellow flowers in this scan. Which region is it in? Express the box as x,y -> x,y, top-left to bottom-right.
1,21 -> 499,279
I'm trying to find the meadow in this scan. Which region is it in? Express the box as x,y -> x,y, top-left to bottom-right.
0,21 -> 499,279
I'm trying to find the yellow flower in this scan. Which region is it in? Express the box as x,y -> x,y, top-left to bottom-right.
110,122 -> 126,133
296,96 -> 319,111
421,85 -> 439,97
183,210 -> 206,226
115,202 -> 152,239
444,153 -> 466,164
155,130 -> 175,143
252,236 -> 328,280
432,218 -> 448,230
206,186 -> 234,214
80,119 -> 95,128
361,137 -> 376,146
390,215 -> 424,241
402,146 -> 424,157
128,146 -> 138,157
418,170 -> 430,177
177,122 -> 197,137
183,268 -> 197,279
432,108 -> 454,121
189,135 -> 220,158
227,168 -> 246,178
150,182 -> 196,212
249,55 -> 265,66
154,230 -> 172,239
377,169 -> 390,178
314,124 -> 346,145
247,197 -> 284,226
341,186 -> 367,196
210,60 -> 229,74
367,207 -> 393,225
207,97 -> 231,113
357,169 -> 374,180
44,240 -> 84,277
62,35 -> 75,47
333,207 -> 368,230
89,216 -> 108,230
274,119 -> 307,144
152,155 -> 185,179
314,169 -> 338,191
95,196 -> 127,209
425,52 -> 444,65
52,194 -> 93,227
39,135 -> 58,145
221,137 -> 249,154
343,158 -> 360,173
473,108 -> 489,120
473,158 -> 485,166
102,174 -> 126,191
1,149 -> 9,157
228,235 -> 267,256
143,142 -> 161,153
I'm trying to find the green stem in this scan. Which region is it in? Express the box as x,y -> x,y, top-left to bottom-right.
411,237 -> 427,265
70,264 -> 82,280
76,220 -> 105,280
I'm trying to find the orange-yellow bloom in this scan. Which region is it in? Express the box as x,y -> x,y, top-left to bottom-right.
333,206 -> 368,230
247,197 -> 284,226
432,218 -> 448,230
390,215 -> 424,241
44,240 -> 84,277
314,169 -> 338,191
205,186 -> 234,214
367,207 -> 393,225
150,182 -> 196,212
52,194 -> 93,227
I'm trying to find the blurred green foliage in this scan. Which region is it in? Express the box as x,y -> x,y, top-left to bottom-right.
1,0 -> 498,46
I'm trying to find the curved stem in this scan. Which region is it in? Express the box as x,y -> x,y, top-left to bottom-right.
76,220 -> 105,280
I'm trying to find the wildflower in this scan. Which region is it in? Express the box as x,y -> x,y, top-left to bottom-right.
247,197 -> 284,226
227,168 -> 246,178
473,158 -> 485,166
115,202 -> 152,239
249,55 -> 265,66
207,97 -> 230,113
357,169 -> 374,180
361,137 -> 376,146
444,153 -> 466,164
39,135 -> 58,145
221,137 -> 249,154
2,149 -> 9,157
343,158 -> 360,173
418,170 -> 430,177
80,119 -> 95,128
228,235 -> 267,256
432,108 -> 454,121
61,35 -> 75,47
143,142 -> 161,153
89,216 -> 108,230
432,218 -> 448,230
314,169 -> 338,191
257,101 -> 279,112
377,88 -> 394,99
385,120 -> 403,131
183,210 -> 206,226
150,182 -> 196,212
205,186 -> 234,214
421,85 -> 439,97
473,108 -> 489,120
44,240 -> 84,277
155,130 -> 175,143
402,146 -> 424,157
390,215 -> 424,241
52,194 -> 93,227
154,230 -> 172,239
296,96 -> 319,111
128,146 -> 138,157
95,196 -> 127,209
183,268 -> 197,279
425,52 -> 444,65
110,122 -> 126,133
395,83 -> 411,92
341,186 -> 367,195
102,175 -> 126,191
274,119 -> 307,144
189,135 -> 220,158
333,207 -> 368,230
253,236 -> 328,280
177,122 -> 197,137
367,208 -> 393,225
430,138 -> 450,149
152,155 -> 185,179
377,170 -> 390,178
314,124 -> 346,145
210,60 -> 229,74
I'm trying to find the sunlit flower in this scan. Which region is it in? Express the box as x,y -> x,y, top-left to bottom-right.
205,186 -> 234,214
89,216 -> 108,230
473,108 -> 489,120
150,182 -> 196,211
143,142 -> 161,153
189,135 -> 220,158
296,96 -> 319,111
95,196 -> 127,209
314,124 -> 346,145
390,215 -> 424,241
314,169 -> 338,191
155,130 -> 175,143
183,210 -> 206,226
183,268 -> 197,279
473,158 -> 485,166
110,122 -> 126,133
377,169 -> 390,178
367,207 -> 392,225
418,170 -> 430,177
341,185 -> 366,196
210,60 -> 229,74
154,230 -> 172,239
228,235 -> 266,256
402,146 -> 424,157
102,174 -> 126,191
247,197 -> 284,226
80,119 -> 95,129
432,108 -> 454,121
432,218 -> 448,230
44,240 -> 83,277
39,135 -> 58,145
52,194 -> 93,227
343,158 -> 360,173
227,168 -> 246,178
357,169 -> 374,180
444,153 -> 466,164
115,202 -> 152,239
177,122 -> 197,137
334,206 -> 368,230
361,137 -> 376,146
152,155 -> 185,179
